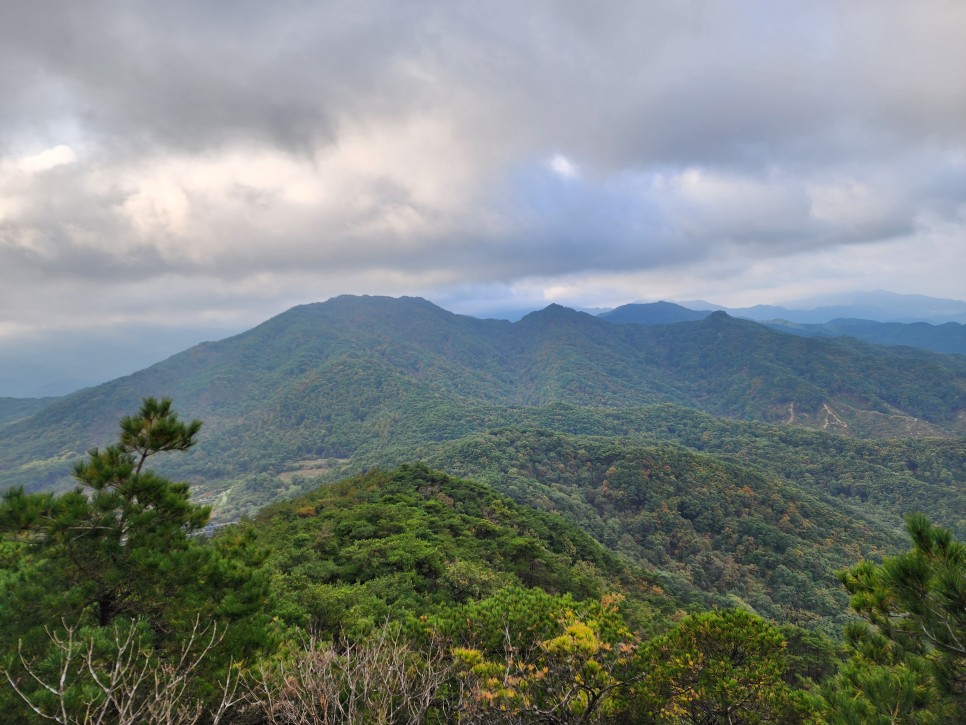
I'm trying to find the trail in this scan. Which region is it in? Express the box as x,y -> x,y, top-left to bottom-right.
822,403 -> 848,430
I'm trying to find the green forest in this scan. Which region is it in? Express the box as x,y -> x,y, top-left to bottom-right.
1,297 -> 964,722
1,399 -> 963,723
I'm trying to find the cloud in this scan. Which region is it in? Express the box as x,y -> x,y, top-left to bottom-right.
17,145 -> 77,173
0,0 -> 964,354
548,154 -> 579,179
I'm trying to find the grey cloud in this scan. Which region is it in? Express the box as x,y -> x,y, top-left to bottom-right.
5,1 -> 964,162
1,0 -> 965,345
2,2 -> 961,179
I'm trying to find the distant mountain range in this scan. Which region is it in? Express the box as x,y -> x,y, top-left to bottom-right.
761,318 -> 966,355
678,290 -> 966,324
2,294 -> 963,491
2,294 -> 963,629
600,301 -> 966,355
2,291 -> 963,398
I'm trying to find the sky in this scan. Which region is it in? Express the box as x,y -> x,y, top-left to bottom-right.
2,0 -> 966,390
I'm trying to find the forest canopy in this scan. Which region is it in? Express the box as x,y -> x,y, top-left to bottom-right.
1,400 -> 962,722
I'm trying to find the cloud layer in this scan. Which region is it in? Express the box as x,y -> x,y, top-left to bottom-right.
2,0 -> 965,341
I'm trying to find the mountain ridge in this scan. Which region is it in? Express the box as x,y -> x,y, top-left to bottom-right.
2,295 -> 964,502
2,294 -> 963,640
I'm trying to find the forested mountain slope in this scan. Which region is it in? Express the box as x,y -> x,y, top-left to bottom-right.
3,401 -> 960,722
2,298 -> 964,718
0,396 -> 60,426
1,296 -> 963,504
421,429 -> 903,632
241,463 -> 686,634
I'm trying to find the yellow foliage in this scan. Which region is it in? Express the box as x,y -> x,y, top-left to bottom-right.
451,647 -> 483,667
543,620 -> 601,656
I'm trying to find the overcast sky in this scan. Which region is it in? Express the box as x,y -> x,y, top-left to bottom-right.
3,0 -> 965,347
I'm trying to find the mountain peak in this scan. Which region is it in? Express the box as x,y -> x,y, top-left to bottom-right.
520,303 -> 577,319
518,304 -> 600,326
600,302 -> 710,325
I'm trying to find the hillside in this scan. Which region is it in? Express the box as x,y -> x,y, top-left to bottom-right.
240,463 -> 686,633
1,295 -> 963,502
0,396 -> 59,426
0,324 -> 958,718
420,429 -> 903,632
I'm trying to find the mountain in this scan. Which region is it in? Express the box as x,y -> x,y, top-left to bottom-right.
681,291 -> 966,325
786,291 -> 966,323
2,294 -> 964,638
242,463 -> 683,632
1,295 -> 964,500
598,301 -> 711,324
762,318 -> 966,355
603,301 -> 966,355
420,429 -> 904,631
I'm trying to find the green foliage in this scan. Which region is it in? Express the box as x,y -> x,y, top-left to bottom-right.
0,399 -> 268,722
423,428 -> 899,632
0,389 -> 954,722
243,464 -> 670,636
0,296 -> 963,720
442,589 -> 642,722
3,296 -> 964,503
635,609 -> 815,723
0,397 -> 211,628
822,515 -> 965,723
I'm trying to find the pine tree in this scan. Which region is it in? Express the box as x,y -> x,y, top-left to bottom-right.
0,398 -> 268,722
1,397 -> 208,628
634,609 -> 813,723
824,514 -> 965,723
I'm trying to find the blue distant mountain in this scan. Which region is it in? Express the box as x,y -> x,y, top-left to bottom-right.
679,291 -> 966,325
601,297 -> 966,355
761,318 -> 966,355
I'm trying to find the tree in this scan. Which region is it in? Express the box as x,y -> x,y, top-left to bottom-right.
0,397 -> 208,629
823,514 -> 964,723
0,398 -> 268,722
440,588 -> 642,723
248,622 -> 454,724
634,609 -> 811,723
4,618 -> 242,725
